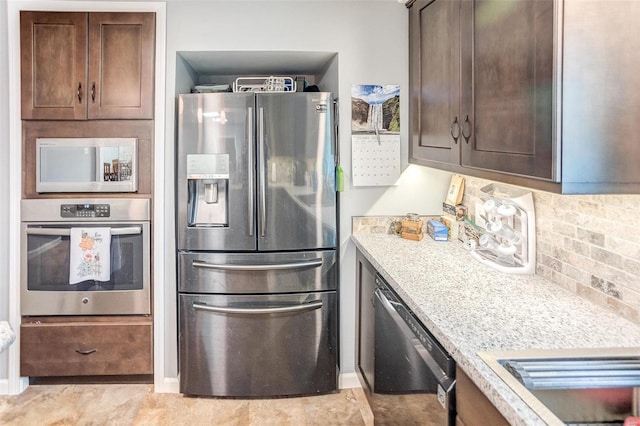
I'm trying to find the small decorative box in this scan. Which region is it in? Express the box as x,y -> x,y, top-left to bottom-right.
427,220 -> 448,241
401,215 -> 424,241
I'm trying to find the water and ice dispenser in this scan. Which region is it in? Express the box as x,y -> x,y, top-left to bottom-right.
186,154 -> 230,227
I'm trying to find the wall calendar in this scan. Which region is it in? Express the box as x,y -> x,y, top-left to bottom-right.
351,134 -> 401,187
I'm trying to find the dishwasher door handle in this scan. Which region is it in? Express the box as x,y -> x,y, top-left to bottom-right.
374,288 -> 455,393
193,300 -> 323,315
192,258 -> 323,271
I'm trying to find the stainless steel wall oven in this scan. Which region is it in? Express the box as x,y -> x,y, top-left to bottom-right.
21,198 -> 151,316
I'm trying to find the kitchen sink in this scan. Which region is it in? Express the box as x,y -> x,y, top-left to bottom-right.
478,347 -> 640,426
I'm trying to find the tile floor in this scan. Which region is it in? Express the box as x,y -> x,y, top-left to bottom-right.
0,384 -> 373,426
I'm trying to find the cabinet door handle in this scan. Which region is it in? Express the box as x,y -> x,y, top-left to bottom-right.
450,116 -> 460,144
461,115 -> 471,144
75,348 -> 97,355
77,82 -> 82,103
91,82 -> 96,103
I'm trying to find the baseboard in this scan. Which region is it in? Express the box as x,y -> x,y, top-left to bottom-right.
153,376 -> 179,393
152,374 -> 359,394
0,377 -> 28,395
339,372 -> 362,389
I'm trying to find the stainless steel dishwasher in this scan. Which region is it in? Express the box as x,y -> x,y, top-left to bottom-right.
373,274 -> 456,425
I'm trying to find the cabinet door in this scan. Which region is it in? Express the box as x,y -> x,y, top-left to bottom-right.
356,250 -> 376,391
410,0 -> 461,165
456,366 -> 509,426
88,12 -> 155,120
20,12 -> 88,120
460,0 -> 555,180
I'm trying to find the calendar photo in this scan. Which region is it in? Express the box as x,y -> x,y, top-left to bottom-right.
351,84 -> 400,134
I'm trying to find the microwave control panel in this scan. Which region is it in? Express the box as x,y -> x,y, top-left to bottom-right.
60,204 -> 111,218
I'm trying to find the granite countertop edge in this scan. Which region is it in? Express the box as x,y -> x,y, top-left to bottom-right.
351,233 -> 640,426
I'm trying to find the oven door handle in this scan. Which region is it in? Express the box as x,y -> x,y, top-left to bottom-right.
26,226 -> 142,236
192,258 -> 323,271
374,288 -> 455,394
192,300 -> 323,315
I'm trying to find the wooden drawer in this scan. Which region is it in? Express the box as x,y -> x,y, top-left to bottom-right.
20,321 -> 152,377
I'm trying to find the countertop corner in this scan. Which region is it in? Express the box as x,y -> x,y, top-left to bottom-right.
351,232 -> 640,426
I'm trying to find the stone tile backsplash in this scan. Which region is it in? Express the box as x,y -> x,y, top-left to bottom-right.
351,216 -> 406,235
462,177 -> 640,323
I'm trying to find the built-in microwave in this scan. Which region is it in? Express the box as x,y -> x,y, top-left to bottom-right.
36,138 -> 138,193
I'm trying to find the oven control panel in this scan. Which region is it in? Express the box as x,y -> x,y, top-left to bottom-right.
60,203 -> 111,218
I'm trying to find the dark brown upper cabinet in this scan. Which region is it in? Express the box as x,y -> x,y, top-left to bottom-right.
21,11 -> 155,120
410,0 -> 553,181
409,0 -> 461,166
459,0 -> 554,180
409,0 -> 640,194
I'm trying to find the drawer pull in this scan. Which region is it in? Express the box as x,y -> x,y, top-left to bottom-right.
192,258 -> 323,271
193,300 -> 323,315
75,348 -> 97,355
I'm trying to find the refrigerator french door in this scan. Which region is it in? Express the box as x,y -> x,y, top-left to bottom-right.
176,92 -> 338,397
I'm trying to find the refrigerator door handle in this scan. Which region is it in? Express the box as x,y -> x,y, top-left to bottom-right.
333,99 -> 339,166
247,106 -> 255,236
192,300 -> 323,315
258,107 -> 267,237
192,258 -> 323,271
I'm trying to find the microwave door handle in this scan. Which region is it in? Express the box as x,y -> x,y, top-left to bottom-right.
26,226 -> 142,237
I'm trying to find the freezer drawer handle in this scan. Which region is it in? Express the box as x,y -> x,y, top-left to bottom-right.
192,300 -> 323,315
192,258 -> 323,271
26,226 -> 142,237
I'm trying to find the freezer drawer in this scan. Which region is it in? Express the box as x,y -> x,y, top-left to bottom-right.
178,250 -> 337,294
179,291 -> 338,397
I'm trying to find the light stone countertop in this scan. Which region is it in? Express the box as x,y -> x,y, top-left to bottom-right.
0,321 -> 16,353
351,233 -> 640,426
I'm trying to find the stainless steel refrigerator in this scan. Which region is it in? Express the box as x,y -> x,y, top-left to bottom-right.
176,92 -> 338,397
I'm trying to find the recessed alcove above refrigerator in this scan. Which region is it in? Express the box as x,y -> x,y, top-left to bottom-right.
175,50 -> 339,95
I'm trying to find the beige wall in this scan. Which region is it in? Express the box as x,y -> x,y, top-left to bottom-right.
463,176 -> 640,323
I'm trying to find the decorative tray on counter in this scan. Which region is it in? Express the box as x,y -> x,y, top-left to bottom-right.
465,184 -> 536,274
